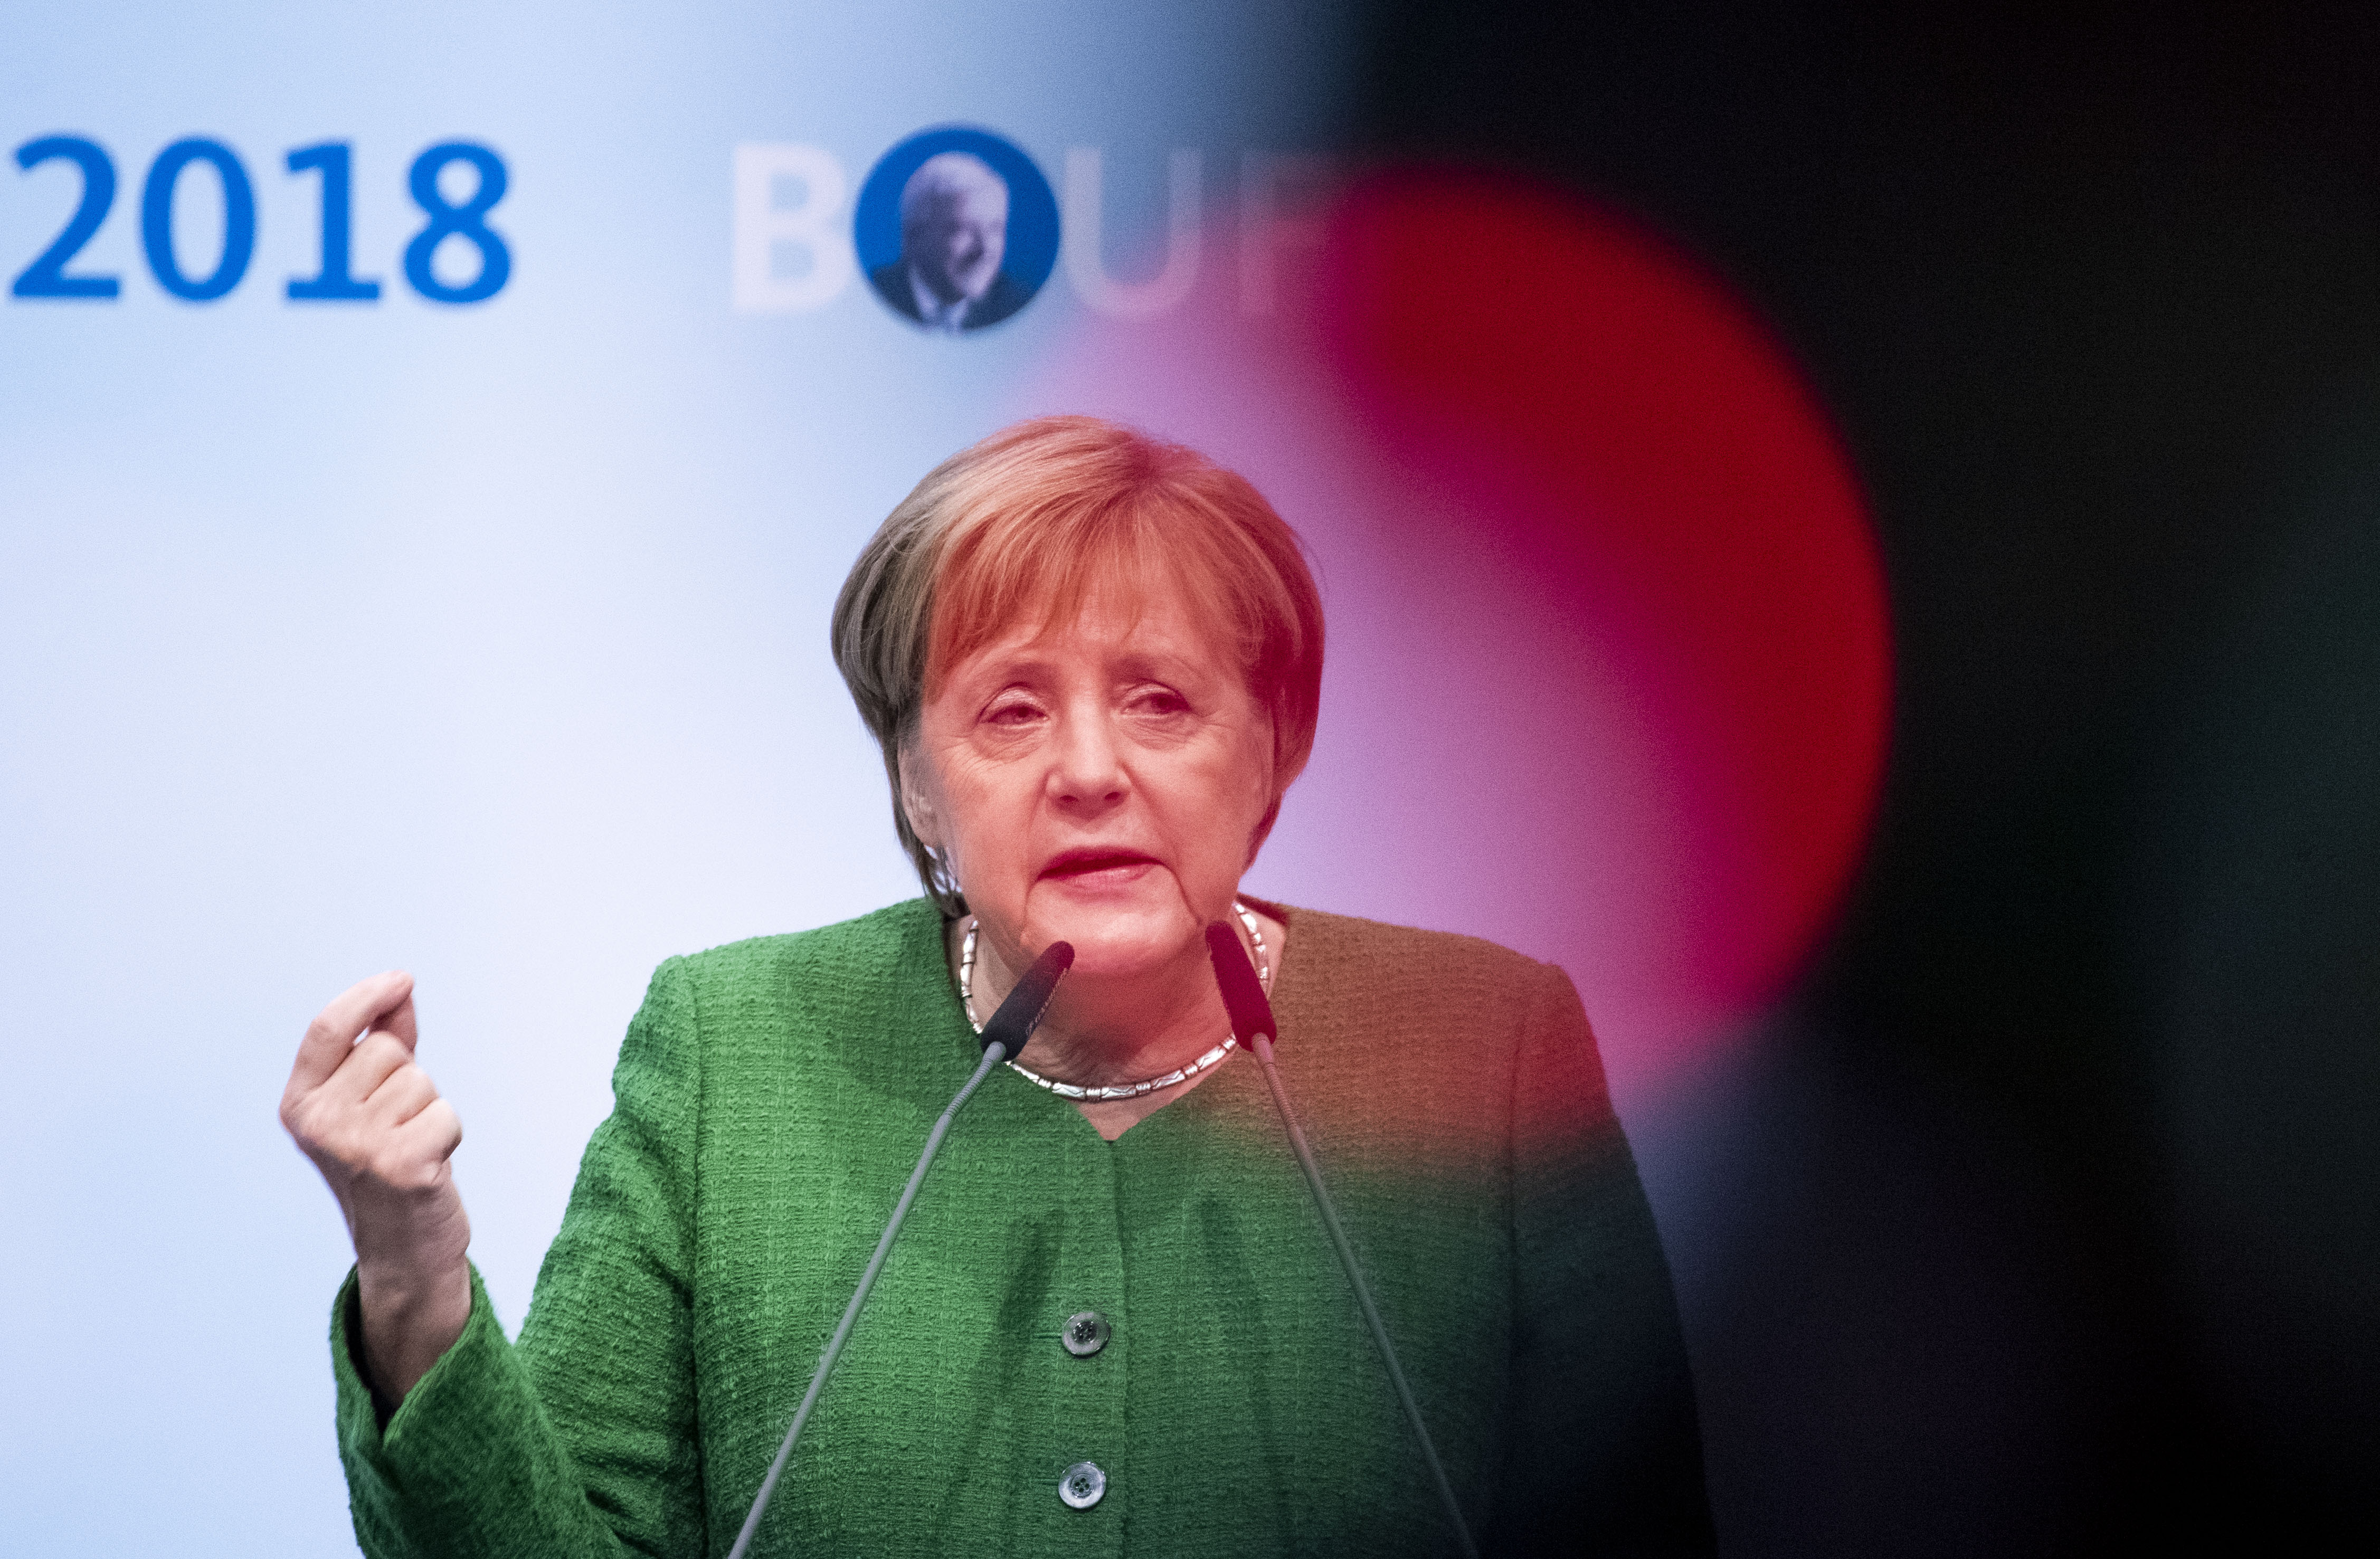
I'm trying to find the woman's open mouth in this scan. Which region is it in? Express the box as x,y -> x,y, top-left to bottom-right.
1040,850 -> 1160,886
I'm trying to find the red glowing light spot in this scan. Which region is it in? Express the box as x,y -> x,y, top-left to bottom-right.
1027,170 -> 1890,1099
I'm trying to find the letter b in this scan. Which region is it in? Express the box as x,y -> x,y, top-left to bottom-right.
732,144 -> 854,312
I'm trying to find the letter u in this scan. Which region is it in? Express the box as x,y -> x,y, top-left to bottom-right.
1062,149 -> 1202,320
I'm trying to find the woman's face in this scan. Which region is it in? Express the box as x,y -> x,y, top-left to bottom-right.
904,572 -> 1276,987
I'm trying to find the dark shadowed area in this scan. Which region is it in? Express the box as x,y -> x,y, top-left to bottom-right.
1350,3 -> 2380,1551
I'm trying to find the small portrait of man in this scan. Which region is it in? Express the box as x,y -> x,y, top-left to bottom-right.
867,151 -> 1033,333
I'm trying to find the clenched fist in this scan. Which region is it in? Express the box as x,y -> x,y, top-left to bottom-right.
281,971 -> 473,1406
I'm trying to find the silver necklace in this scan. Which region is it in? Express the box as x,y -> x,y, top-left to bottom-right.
959,902 -> 1272,1102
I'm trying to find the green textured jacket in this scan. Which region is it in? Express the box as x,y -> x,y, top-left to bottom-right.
330,899 -> 1710,1556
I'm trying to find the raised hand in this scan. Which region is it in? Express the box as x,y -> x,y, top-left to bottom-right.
281,971 -> 472,1405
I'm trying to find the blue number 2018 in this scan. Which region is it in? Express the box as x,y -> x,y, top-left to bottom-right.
9,135 -> 509,306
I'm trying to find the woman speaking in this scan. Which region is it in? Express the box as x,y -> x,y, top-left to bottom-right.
280,416 -> 1712,1555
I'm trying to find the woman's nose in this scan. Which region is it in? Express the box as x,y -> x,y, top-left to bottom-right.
1048,712 -> 1126,810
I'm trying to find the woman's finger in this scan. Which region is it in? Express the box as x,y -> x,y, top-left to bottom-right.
393,1098 -> 465,1171
287,971 -> 415,1098
372,990 -> 420,1052
364,1061 -> 442,1129
308,1031 -> 418,1120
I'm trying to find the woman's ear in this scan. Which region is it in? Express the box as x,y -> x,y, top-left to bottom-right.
897,746 -> 945,851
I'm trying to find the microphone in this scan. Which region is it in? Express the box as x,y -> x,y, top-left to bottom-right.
1205,922 -> 1480,1559
727,939 -> 1075,1559
979,937 -> 1072,1064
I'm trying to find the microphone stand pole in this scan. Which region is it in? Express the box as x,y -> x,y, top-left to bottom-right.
726,939 -> 1073,1559
1207,923 -> 1479,1559
725,1042 -> 1008,1559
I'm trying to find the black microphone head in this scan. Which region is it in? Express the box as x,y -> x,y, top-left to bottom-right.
1205,921 -> 1277,1048
980,940 -> 1073,1061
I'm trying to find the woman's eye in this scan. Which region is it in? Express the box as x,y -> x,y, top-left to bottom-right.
985,700 -> 1044,726
1133,689 -> 1190,716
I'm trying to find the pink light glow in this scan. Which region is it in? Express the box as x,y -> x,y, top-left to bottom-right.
1023,170 -> 1890,1103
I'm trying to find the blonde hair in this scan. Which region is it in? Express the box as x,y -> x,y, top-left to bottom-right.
831,415 -> 1325,915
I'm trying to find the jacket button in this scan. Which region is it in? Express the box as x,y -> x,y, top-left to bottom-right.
1059,1460 -> 1107,1509
1062,1310 -> 1112,1357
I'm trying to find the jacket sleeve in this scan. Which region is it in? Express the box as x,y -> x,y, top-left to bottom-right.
1492,961 -> 1715,1557
330,956 -> 705,1559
